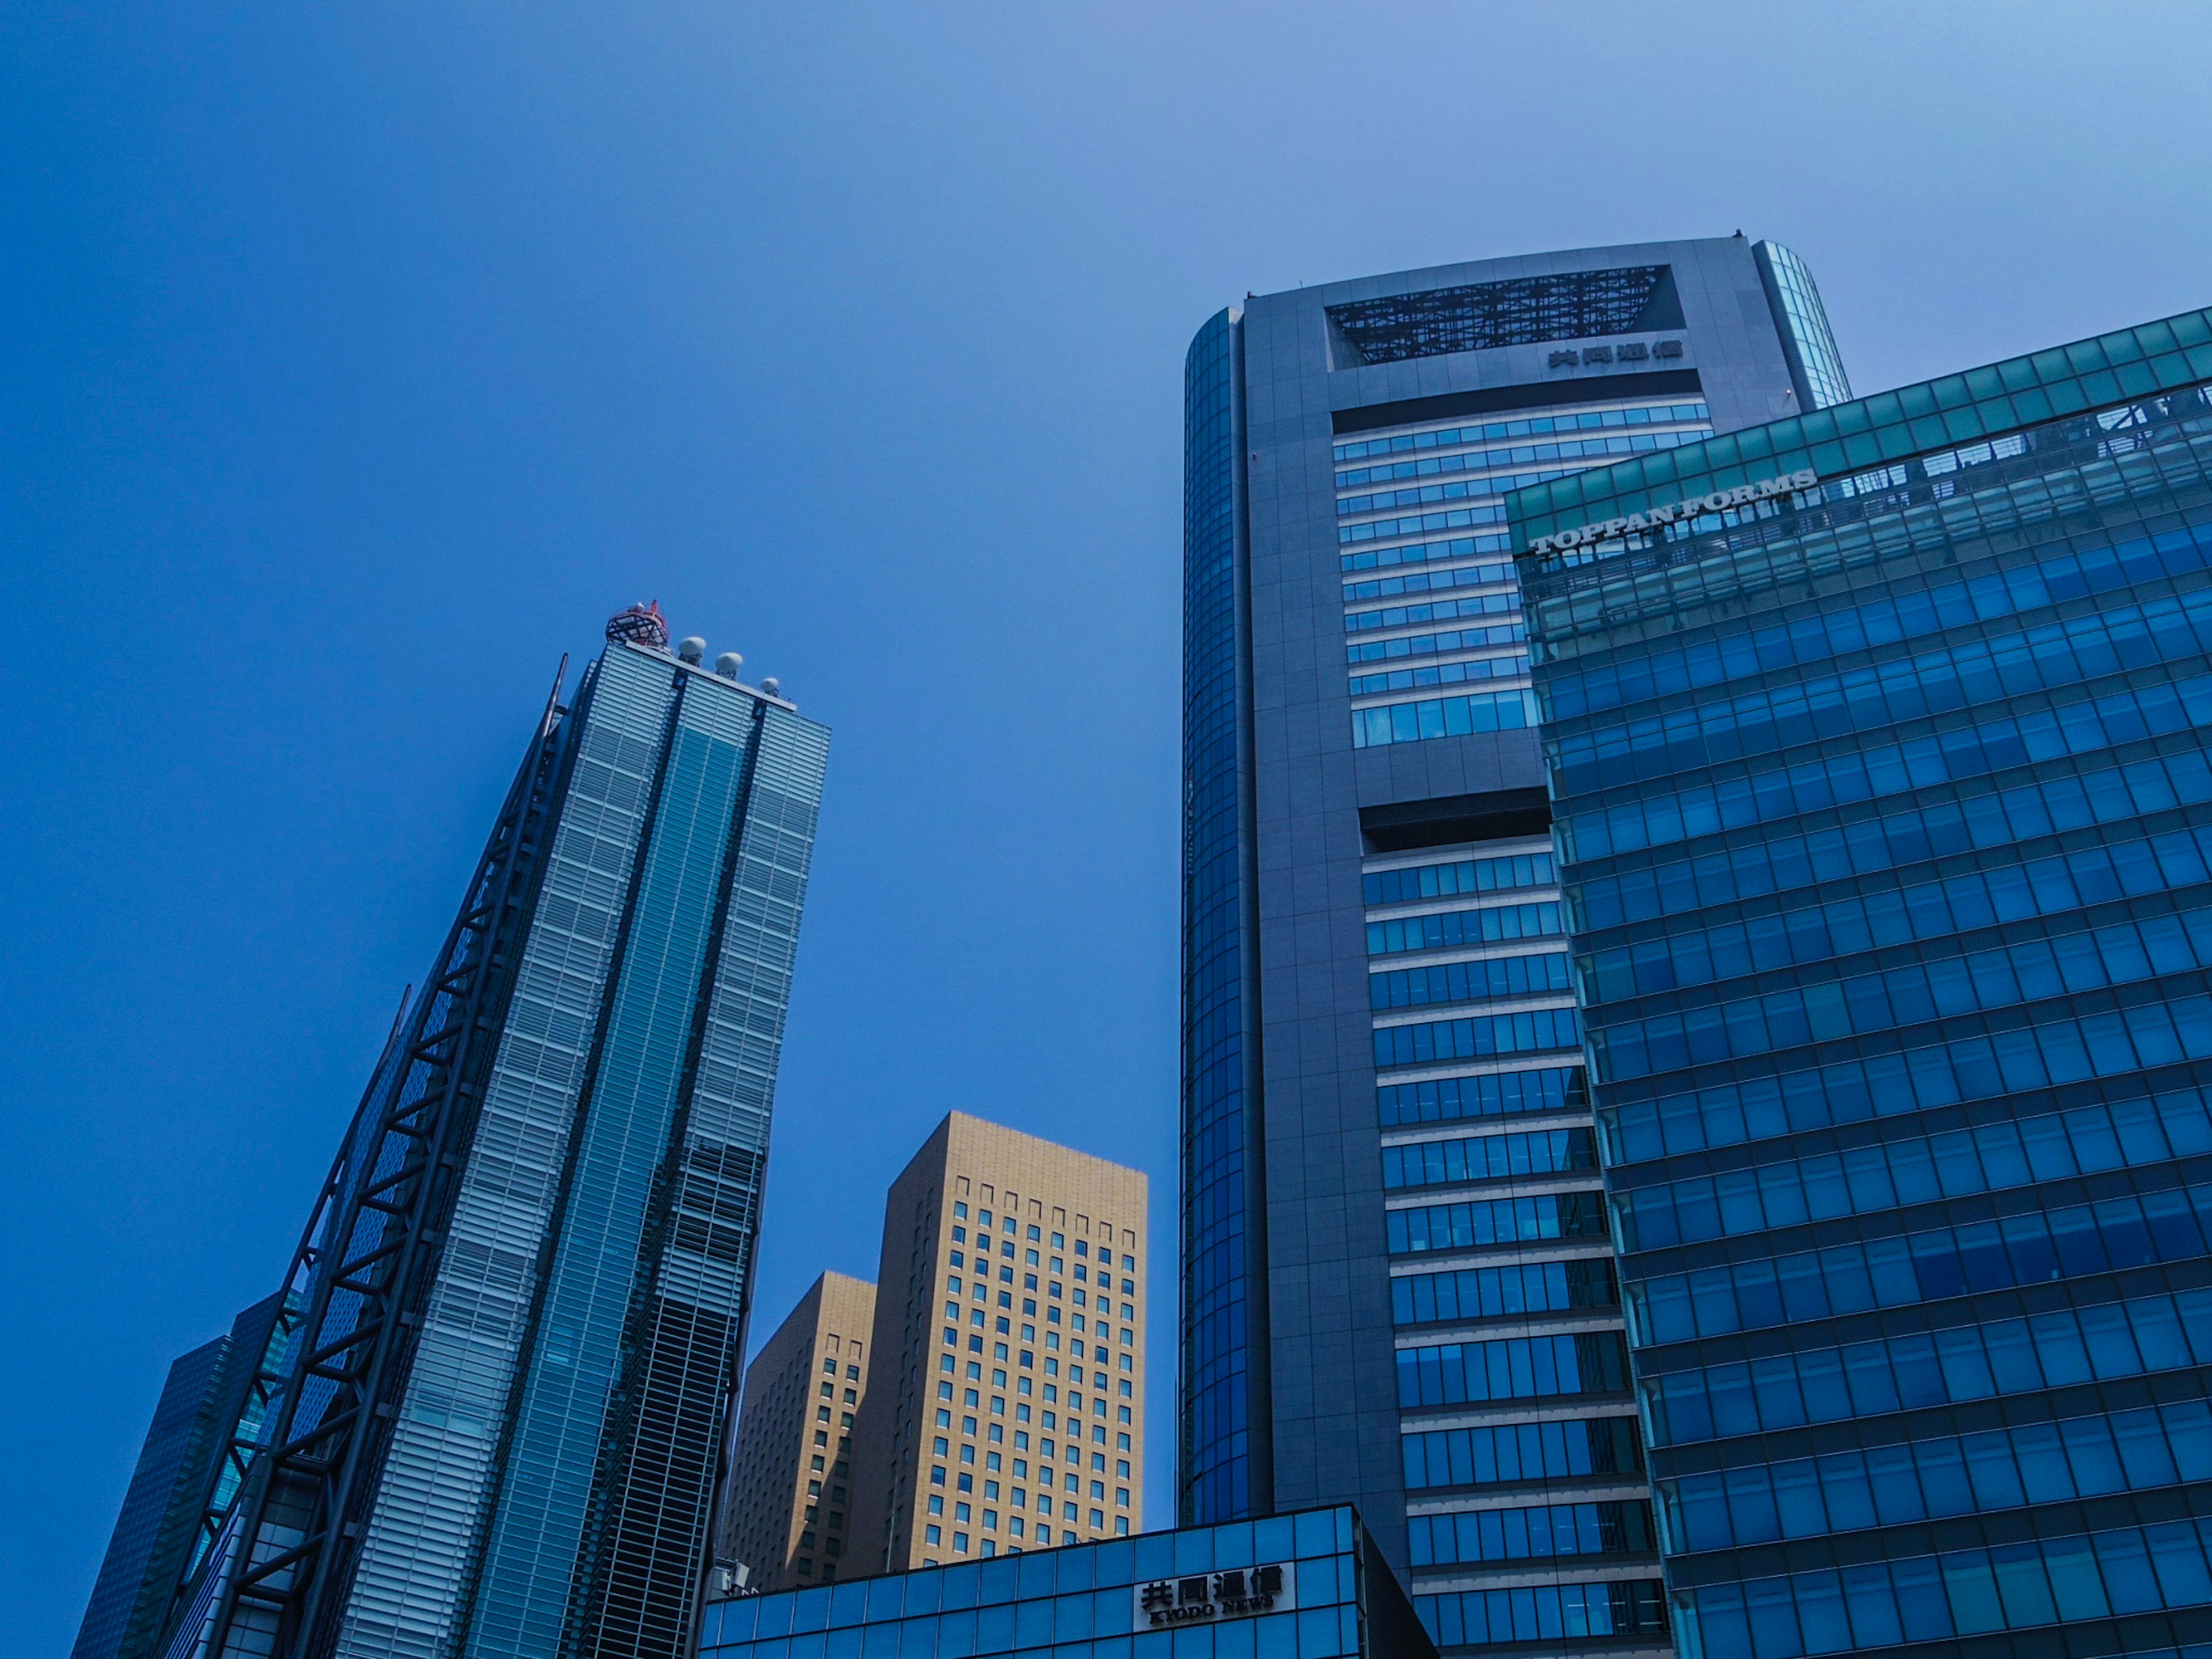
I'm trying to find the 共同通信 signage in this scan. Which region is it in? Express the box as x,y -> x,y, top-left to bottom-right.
1133,1565 -> 1295,1628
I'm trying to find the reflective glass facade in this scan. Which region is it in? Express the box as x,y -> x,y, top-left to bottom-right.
1184,238 -> 1835,1659
698,1508 -> 1431,1659
139,637 -> 827,1659
1751,244 -> 1852,414
73,1297 -> 285,1659
1181,310 -> 1269,1525
1518,306 -> 2212,1659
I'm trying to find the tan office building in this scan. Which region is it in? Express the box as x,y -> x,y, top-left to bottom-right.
849,1113 -> 1147,1571
718,1272 -> 877,1589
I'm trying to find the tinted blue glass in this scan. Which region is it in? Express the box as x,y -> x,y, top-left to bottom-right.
1525,331 -> 2212,1656
1180,309 -> 1262,1524
702,1511 -> 1366,1659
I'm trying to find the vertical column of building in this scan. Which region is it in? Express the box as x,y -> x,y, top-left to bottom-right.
1518,312 -> 2212,1659
1180,306 -> 1272,1527
718,1274 -> 877,1592
464,660 -> 825,1659
1334,395 -> 1717,1642
571,690 -> 828,1659
1219,243 -> 1836,1657
853,1115 -> 1146,1569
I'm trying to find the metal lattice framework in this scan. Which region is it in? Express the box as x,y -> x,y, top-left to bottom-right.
164,660 -> 575,1659
1327,266 -> 1667,366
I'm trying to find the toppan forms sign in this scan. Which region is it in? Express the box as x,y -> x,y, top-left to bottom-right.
1525,468 -> 1819,555
1133,1566 -> 1295,1629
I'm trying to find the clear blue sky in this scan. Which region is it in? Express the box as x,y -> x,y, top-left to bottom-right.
6,2 -> 2210,1650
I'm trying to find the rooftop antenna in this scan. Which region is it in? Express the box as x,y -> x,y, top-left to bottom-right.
605,600 -> 670,649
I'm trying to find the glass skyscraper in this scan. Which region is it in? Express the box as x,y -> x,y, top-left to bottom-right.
107,615 -> 827,1659
1515,308 -> 2212,1657
1178,237 -> 1853,1654
73,1296 -> 285,1659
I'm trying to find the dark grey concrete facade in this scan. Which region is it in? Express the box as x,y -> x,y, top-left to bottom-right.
1182,236 -> 1850,1651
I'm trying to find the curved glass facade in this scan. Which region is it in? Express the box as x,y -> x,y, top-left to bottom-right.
1180,308 -> 1266,1524
1753,240 -> 1854,411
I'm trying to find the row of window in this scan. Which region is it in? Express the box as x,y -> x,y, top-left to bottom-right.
1615,1083 -> 2212,1252
1663,1395 -> 2212,1554
1381,1126 -> 1596,1190
1406,1499 -> 1654,1567
1626,1009 -> 2212,1202
928,1484 -> 1127,1520
1344,588 -> 1518,637
1365,902 -> 1563,960
1643,1283 -> 2211,1448
1339,499 -> 1513,547
1386,1191 -> 1607,1258
1364,850 -> 1554,908
1372,1006 -> 1580,1070
1350,652 -> 1527,699
1402,1412 -> 1640,1493
1583,819 -> 2210,1001
1343,559 -> 1513,606
1572,757 -> 2183,934
1397,1331 -> 1630,1410
1591,900 -> 2212,1084
1351,688 -> 1539,750
1575,654 -> 2212,876
1415,1581 -> 1668,1647
1340,531 -> 1512,575
1369,950 -> 1571,1013
1335,426 -> 1705,497
947,1272 -> 1131,1315
949,1233 -> 1134,1278
1377,1065 -> 1588,1129
1347,622 -> 1525,671
945,1296 -> 1132,1346
1634,1179 -> 2212,1345
1546,516 -> 2212,721
1560,666 -> 2212,866
1391,1257 -> 1616,1328
919,1514 -> 1122,1554
1550,568 -> 2212,794
1332,400 -> 1710,463
1677,1512 -> 2212,1659
1605,963 -> 2212,1162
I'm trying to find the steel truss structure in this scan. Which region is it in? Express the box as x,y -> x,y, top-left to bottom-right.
1326,266 -> 1668,366
161,664 -> 574,1659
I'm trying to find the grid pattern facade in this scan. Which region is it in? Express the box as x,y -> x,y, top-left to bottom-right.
1336,399 -> 1712,750
850,1115 -> 1149,1574
1326,270 -> 1669,367
722,1274 -> 878,1592
698,1507 -> 1428,1659
141,639 -> 827,1659
1192,237 -> 1829,1659
1516,307 -> 2212,1659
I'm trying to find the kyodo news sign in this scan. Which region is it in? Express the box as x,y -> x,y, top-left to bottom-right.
1133,1565 -> 1295,1628
1525,467 -> 1819,555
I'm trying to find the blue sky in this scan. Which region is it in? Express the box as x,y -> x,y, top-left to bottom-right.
6,2 -> 2211,1650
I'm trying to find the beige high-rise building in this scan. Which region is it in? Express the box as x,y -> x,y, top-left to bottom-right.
718,1272 -> 877,1590
849,1113 -> 1147,1571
